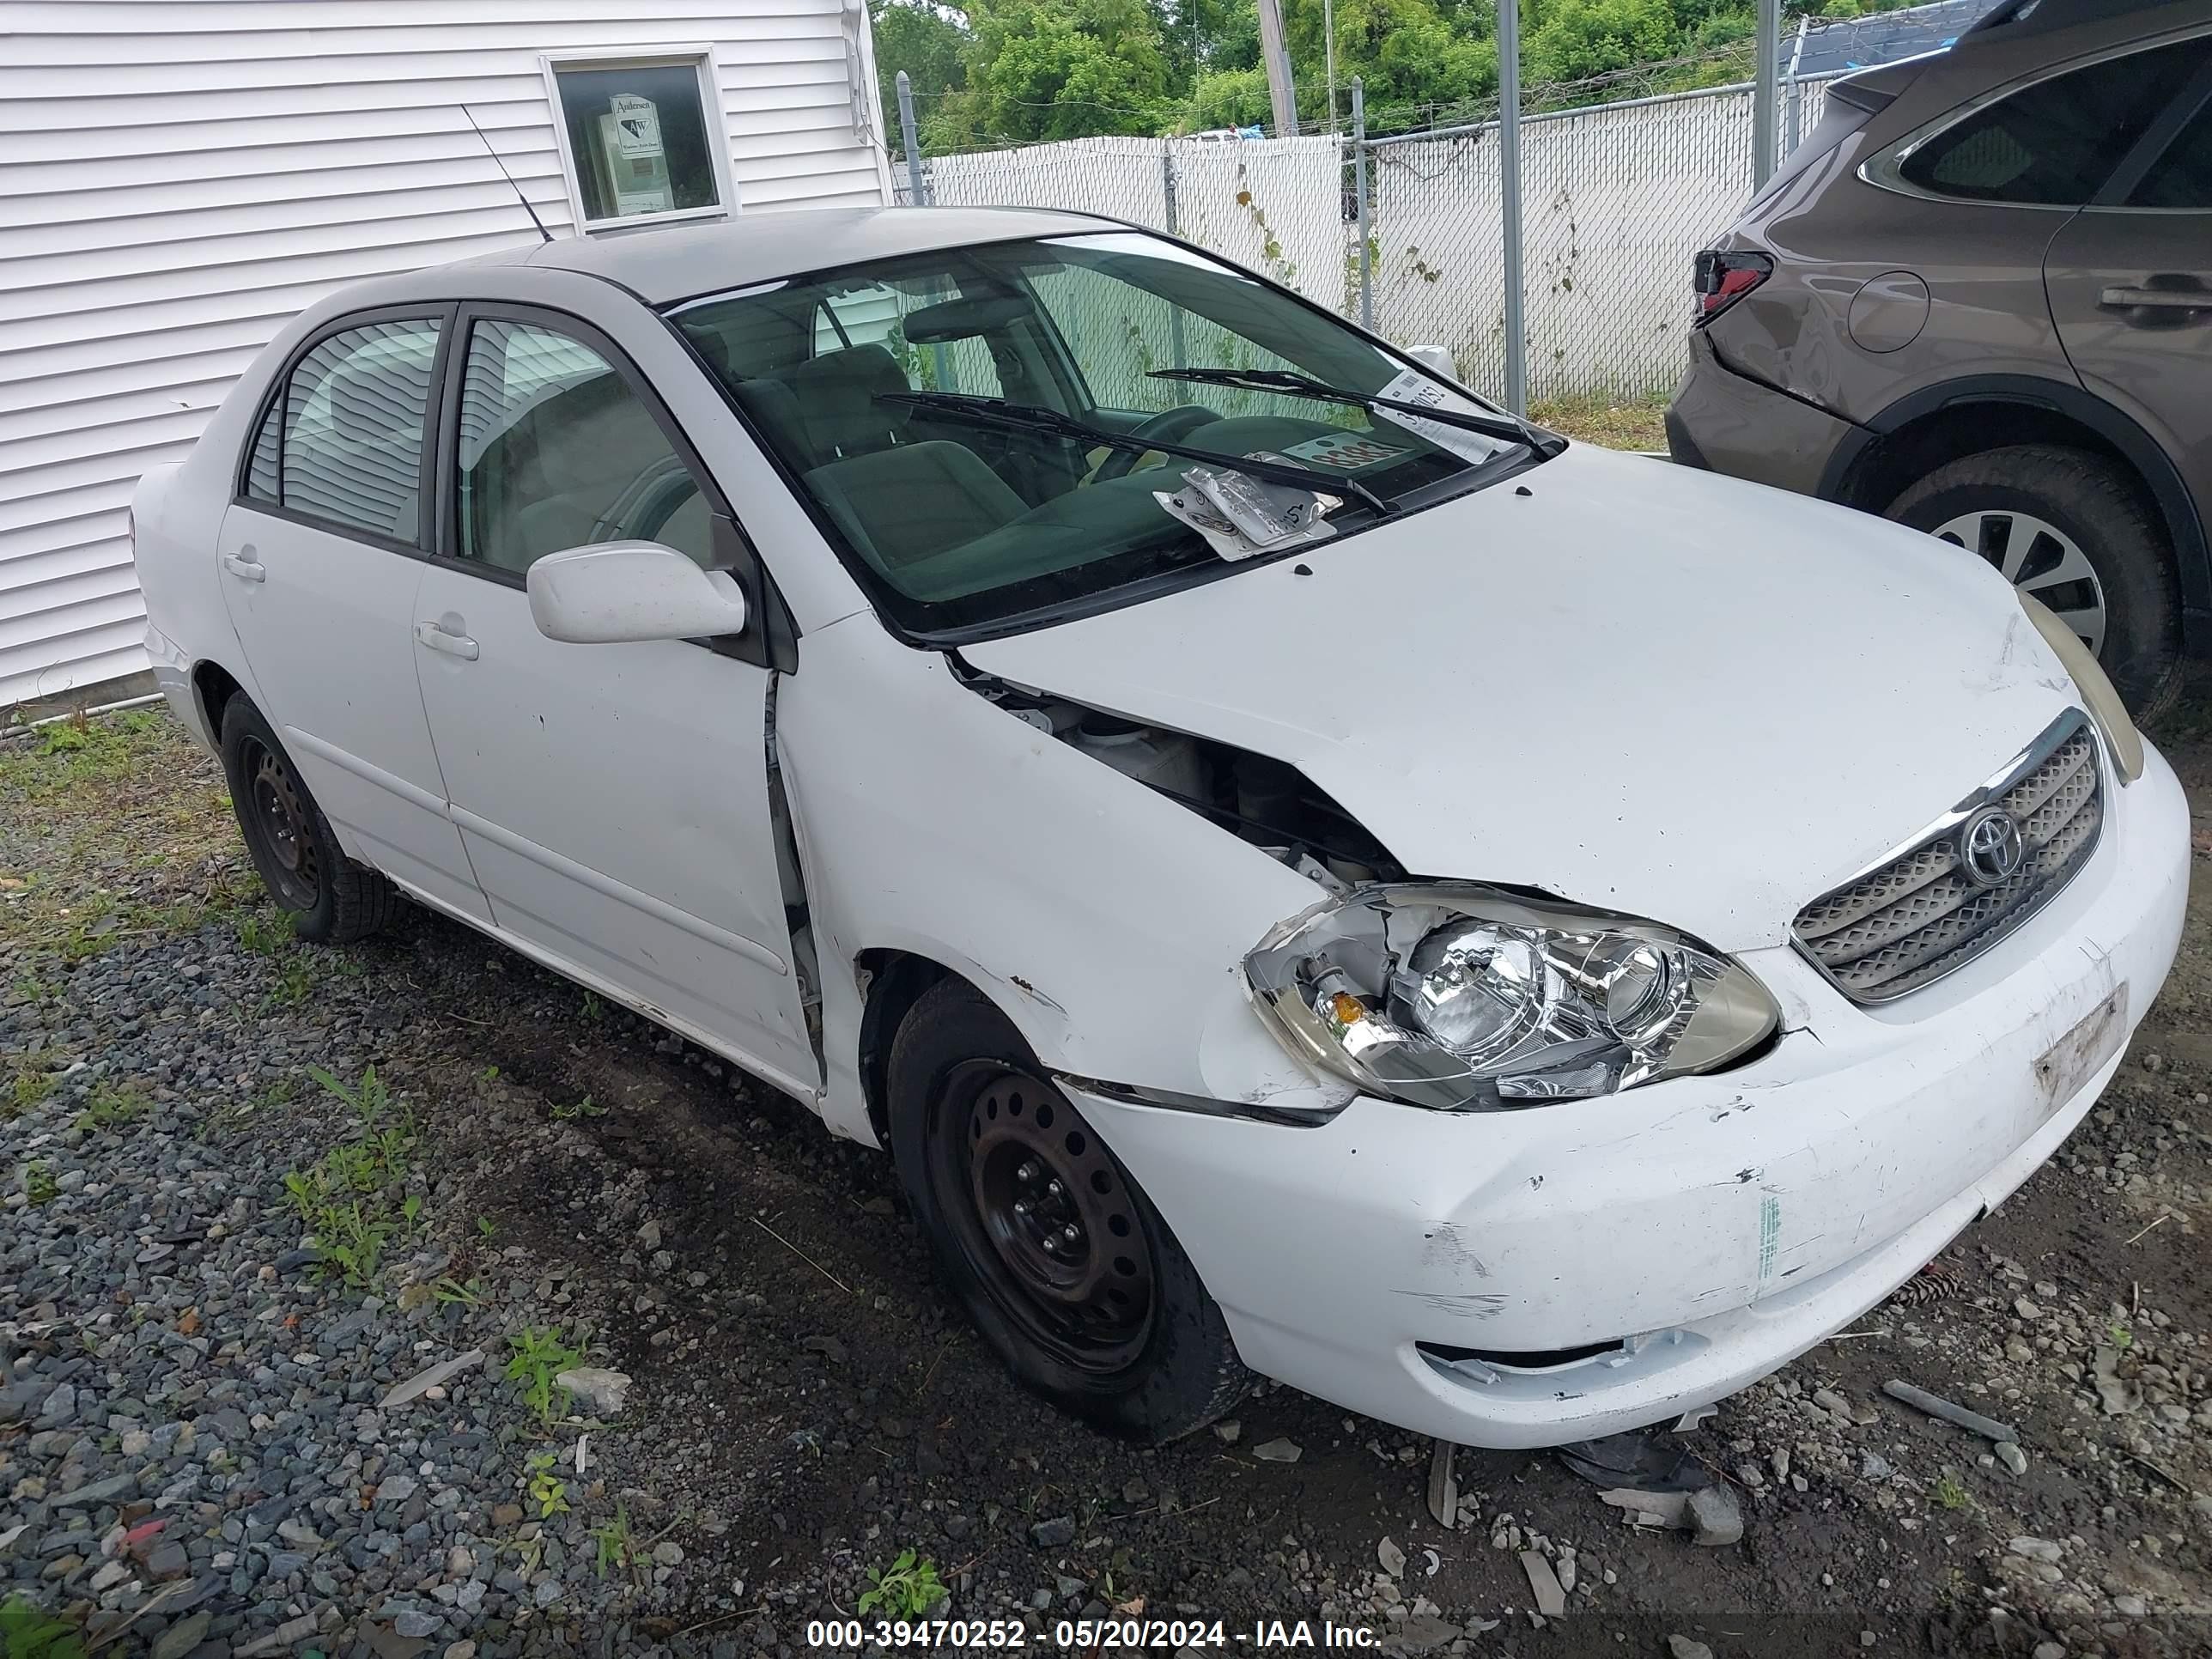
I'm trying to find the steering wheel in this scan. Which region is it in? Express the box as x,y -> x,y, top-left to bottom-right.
1093,404 -> 1218,483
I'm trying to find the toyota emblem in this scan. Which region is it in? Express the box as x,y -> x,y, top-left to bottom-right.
1959,805 -> 2027,889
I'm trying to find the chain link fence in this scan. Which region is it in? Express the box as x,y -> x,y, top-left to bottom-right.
896,70 -> 1842,408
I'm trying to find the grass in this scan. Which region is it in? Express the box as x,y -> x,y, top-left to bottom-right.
0,1593 -> 87,1659
277,1066 -> 419,1289
1930,1472 -> 1972,1512
523,1449 -> 570,1520
504,1326 -> 586,1423
74,1080 -> 149,1133
1531,392 -> 1668,453
592,1503 -> 645,1584
1,708 -> 248,970
7,1068 -> 55,1120
857,1548 -> 947,1620
549,1092 -> 605,1123
21,1161 -> 58,1206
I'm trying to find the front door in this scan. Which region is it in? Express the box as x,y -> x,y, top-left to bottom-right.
217,310 -> 490,923
409,307 -> 817,1096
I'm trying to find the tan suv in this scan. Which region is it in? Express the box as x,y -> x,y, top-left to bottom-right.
1668,0 -> 2212,714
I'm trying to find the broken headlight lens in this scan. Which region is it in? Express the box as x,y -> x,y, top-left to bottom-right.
1243,884 -> 1778,1109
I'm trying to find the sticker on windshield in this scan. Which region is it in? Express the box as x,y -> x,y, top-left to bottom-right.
1279,431 -> 1411,472
1373,368 -> 1511,466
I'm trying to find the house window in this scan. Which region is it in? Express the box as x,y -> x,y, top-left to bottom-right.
544,51 -> 734,230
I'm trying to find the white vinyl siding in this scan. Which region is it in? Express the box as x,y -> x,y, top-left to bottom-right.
0,0 -> 891,709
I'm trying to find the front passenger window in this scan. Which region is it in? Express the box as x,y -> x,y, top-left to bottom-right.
453,319 -> 714,574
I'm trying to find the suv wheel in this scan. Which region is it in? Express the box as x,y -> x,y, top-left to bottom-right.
886,977 -> 1249,1442
1887,444 -> 2180,718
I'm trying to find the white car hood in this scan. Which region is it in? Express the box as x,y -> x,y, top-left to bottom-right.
961,445 -> 2081,952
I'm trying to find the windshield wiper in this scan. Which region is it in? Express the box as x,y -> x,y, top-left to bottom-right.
874,390 -> 1398,520
1147,366 -> 1566,457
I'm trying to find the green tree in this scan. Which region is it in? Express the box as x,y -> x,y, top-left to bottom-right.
872,0 -> 972,149
1524,0 -> 1678,92
932,0 -> 1174,144
1285,0 -> 1498,128
1185,65 -> 1273,130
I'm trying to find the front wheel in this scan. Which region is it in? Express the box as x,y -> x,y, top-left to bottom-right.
886,977 -> 1248,1441
1887,444 -> 2180,718
218,696 -> 398,944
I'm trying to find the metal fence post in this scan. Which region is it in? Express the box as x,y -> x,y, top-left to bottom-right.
1352,79 -> 1372,332
1163,143 -> 1188,368
896,70 -> 928,206
1753,0 -> 1779,187
1498,1 -> 1527,416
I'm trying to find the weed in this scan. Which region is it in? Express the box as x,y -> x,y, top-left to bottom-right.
858,1549 -> 946,1620
524,1449 -> 570,1520
7,1069 -> 54,1118
22,1161 -> 58,1206
235,909 -> 295,955
264,956 -> 319,1009
2109,1322 -> 2135,1350
434,1276 -> 489,1308
592,1503 -> 644,1583
0,1592 -> 87,1658
479,1065 -> 501,1083
1930,1473 -> 1972,1511
580,990 -> 606,1022
75,1080 -> 149,1133
476,1216 -> 498,1242
550,1093 -> 605,1123
505,1326 -> 585,1423
11,970 -> 59,1007
278,1066 -> 418,1289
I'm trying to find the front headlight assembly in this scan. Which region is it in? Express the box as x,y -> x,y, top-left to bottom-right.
1243,884 -> 1779,1109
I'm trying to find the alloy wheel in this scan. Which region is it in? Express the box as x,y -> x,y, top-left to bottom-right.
1933,507 -> 2107,657
932,1060 -> 1155,1374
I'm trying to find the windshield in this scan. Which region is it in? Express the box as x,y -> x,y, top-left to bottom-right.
672,230 -> 1538,635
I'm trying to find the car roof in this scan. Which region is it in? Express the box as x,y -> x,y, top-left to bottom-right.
478,205 -> 1122,307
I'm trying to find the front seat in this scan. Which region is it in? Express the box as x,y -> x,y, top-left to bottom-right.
788,343 -> 914,462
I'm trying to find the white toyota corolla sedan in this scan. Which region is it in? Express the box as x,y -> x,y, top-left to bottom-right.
132,207 -> 2188,1447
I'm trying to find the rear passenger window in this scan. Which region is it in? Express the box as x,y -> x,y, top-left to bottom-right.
1899,40 -> 2210,205
453,319 -> 714,574
2130,97 -> 2212,207
255,319 -> 441,541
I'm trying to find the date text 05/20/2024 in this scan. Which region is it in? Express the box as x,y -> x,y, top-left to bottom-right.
805,1619 -> 1386,1648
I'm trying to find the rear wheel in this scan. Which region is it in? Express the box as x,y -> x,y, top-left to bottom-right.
1887,444 -> 2180,718
886,977 -> 1247,1441
218,696 -> 398,944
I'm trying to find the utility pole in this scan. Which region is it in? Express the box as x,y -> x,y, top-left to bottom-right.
1754,0 -> 1780,185
1256,0 -> 1299,136
1325,0 -> 1339,131
1498,0 -> 1526,417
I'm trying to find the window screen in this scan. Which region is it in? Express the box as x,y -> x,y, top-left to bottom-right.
1899,40 -> 2210,204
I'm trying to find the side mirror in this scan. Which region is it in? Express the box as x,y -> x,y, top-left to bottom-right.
526,541 -> 750,646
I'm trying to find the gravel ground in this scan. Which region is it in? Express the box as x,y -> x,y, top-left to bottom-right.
3,696 -> 2209,1659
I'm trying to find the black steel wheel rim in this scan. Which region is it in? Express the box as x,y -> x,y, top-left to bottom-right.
929,1059 -> 1155,1375
242,735 -> 320,909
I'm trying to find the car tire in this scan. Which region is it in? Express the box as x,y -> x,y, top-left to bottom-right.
1887,444 -> 2180,719
886,976 -> 1249,1442
218,696 -> 399,945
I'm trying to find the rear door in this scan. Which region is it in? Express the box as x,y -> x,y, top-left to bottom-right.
2044,47 -> 2212,530
217,309 -> 491,923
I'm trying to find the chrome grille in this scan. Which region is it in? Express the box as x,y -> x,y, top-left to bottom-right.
1792,717 -> 2103,1003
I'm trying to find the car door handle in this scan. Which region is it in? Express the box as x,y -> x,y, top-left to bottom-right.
413,620 -> 480,661
221,553 -> 265,583
2098,284 -> 2212,310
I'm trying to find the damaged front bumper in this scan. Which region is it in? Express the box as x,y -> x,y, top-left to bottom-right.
1064,745 -> 2189,1448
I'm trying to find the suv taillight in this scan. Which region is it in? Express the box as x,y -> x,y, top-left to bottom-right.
1693,249 -> 1772,325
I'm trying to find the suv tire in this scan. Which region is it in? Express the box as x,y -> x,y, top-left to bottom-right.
1887,444 -> 2179,719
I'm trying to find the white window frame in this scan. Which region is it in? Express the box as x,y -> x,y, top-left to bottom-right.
541,46 -> 740,234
